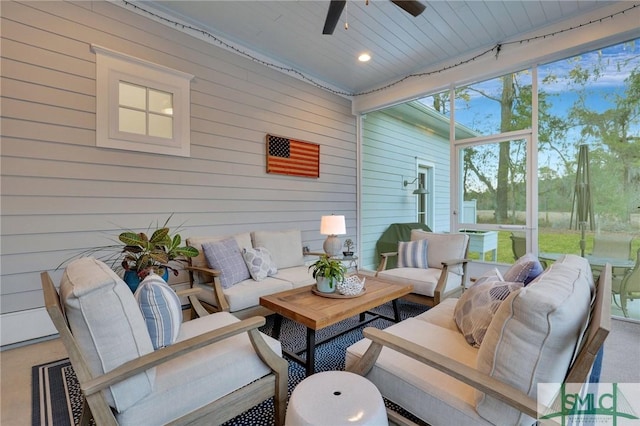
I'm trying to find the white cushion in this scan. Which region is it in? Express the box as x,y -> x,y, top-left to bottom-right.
397,239 -> 429,268
242,247 -> 278,281
270,265 -> 315,288
410,230 -> 469,275
414,298 -> 459,331
59,258 -> 155,412
346,319 -> 487,425
377,267 -> 462,297
475,261 -> 592,425
134,274 -> 182,350
224,277 -> 293,312
116,312 -> 282,425
252,229 -> 304,269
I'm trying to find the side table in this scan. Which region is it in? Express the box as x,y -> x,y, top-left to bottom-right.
285,371 -> 388,425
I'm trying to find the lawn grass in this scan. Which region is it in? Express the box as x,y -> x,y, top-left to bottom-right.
467,229 -> 639,264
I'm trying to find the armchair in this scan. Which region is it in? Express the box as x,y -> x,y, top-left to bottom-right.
42,258 -> 288,425
376,230 -> 470,307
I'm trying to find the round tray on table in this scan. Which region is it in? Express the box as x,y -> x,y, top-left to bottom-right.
311,285 -> 366,299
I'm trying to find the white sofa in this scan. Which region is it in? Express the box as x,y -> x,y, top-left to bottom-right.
186,229 -> 315,318
346,254 -> 611,425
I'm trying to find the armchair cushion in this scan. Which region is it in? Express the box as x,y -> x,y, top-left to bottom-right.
377,267 -> 457,298
242,247 -> 278,281
454,276 -> 523,348
503,252 -> 544,285
397,239 -> 429,268
202,238 -> 251,289
59,258 -> 155,412
252,229 -> 304,269
134,274 -> 182,350
411,230 -> 468,275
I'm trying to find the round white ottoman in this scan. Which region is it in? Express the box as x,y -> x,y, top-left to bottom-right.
285,371 -> 388,426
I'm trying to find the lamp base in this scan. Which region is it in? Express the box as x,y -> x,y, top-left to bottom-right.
323,235 -> 341,257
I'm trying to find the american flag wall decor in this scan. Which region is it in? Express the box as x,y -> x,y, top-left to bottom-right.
266,134 -> 320,178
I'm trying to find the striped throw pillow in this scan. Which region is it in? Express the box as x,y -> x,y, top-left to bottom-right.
397,239 -> 429,269
134,273 -> 182,350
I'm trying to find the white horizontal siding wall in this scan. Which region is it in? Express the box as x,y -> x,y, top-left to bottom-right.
0,0 -> 356,345
361,109 -> 450,271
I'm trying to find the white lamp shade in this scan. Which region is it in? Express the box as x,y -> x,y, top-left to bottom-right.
320,215 -> 346,236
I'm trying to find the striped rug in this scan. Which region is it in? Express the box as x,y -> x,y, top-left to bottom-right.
32,301 -> 429,426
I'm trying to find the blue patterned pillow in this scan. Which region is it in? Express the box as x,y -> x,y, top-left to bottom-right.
242,247 -> 278,281
134,274 -> 182,350
504,252 -> 544,285
397,239 -> 429,268
202,238 -> 251,289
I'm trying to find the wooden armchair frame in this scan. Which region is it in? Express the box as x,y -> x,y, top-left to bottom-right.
376,253 -> 469,307
351,265 -> 612,425
41,271 -> 288,426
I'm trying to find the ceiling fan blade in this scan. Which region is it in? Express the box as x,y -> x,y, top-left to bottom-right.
391,0 -> 426,17
323,0 -> 346,35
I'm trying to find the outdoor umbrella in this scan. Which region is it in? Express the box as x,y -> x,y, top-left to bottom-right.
570,144 -> 595,257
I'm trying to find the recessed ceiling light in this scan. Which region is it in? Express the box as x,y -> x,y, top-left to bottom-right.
358,53 -> 371,62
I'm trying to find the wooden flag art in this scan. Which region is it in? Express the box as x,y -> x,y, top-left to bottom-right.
266,134 -> 320,178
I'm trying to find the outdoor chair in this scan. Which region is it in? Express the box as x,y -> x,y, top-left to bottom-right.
612,247 -> 640,318
510,232 -> 526,260
41,258 -> 288,426
376,230 -> 469,307
591,233 -> 633,282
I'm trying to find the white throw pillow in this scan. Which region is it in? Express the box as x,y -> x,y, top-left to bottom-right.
242,247 -> 278,281
134,273 -> 182,350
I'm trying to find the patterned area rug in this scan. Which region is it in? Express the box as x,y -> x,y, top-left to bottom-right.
32,301 -> 429,426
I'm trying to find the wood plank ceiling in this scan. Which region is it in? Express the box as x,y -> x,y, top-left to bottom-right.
143,1 -> 618,95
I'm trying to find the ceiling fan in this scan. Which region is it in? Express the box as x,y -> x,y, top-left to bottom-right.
322,0 -> 426,35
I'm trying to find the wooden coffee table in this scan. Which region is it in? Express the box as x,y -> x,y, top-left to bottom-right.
259,275 -> 412,376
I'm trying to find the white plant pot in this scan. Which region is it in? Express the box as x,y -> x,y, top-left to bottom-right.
316,276 -> 337,293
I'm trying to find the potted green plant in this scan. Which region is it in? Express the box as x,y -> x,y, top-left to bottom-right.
308,255 -> 347,293
58,214 -> 199,292
343,239 -> 354,257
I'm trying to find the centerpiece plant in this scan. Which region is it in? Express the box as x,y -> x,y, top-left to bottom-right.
308,255 -> 347,293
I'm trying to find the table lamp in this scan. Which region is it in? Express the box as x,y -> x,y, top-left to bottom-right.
320,215 -> 346,256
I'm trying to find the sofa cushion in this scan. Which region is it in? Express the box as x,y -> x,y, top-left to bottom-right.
134,274 -> 182,350
413,298 -> 459,331
475,258 -> 592,425
223,277 -> 294,312
242,247 -> 278,281
116,311 -> 282,425
271,265 -> 315,288
454,277 -> 523,348
345,319 -> 485,426
202,238 -> 251,289
397,239 -> 429,269
59,257 -> 155,412
503,252 -> 544,285
252,229 -> 304,269
410,230 -> 468,275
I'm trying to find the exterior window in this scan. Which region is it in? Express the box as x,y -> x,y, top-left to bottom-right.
93,45 -> 193,157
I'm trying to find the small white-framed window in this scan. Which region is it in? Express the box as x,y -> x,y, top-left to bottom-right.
93,45 -> 193,157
